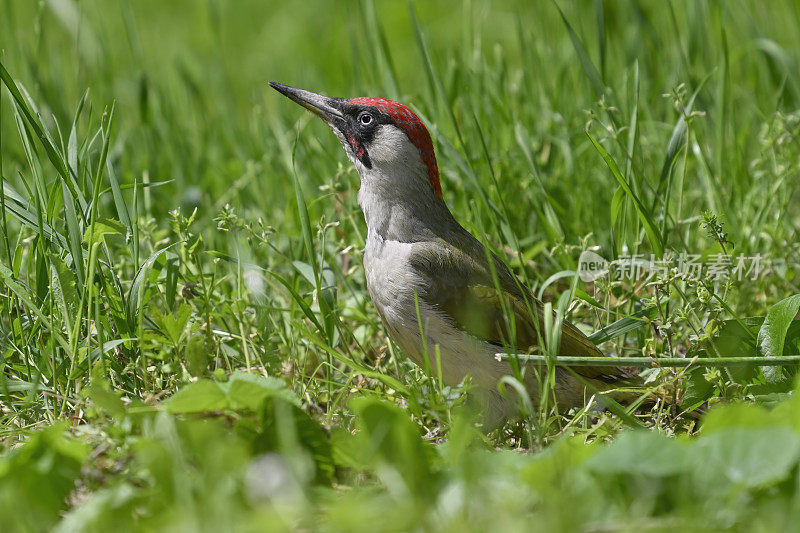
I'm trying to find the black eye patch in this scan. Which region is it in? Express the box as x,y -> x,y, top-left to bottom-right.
335,105 -> 396,169
332,105 -> 394,168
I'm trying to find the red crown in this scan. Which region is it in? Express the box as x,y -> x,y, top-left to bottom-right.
349,97 -> 442,200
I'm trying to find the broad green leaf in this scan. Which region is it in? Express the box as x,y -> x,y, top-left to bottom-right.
700,402 -> 789,433
164,381 -> 228,413
255,394 -> 333,484
0,424 -> 88,532
758,294 -> 800,382
185,335 -> 208,377
165,373 -> 299,414
705,318 -> 760,383
86,385 -> 126,418
347,397 -> 436,498
153,303 -> 192,347
585,430 -> 687,476
690,427 -> 800,488
84,217 -> 126,245
521,436 -> 596,490
225,372 -> 301,410
681,369 -> 715,412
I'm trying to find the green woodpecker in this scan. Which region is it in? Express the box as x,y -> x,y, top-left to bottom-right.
270,82 -> 636,421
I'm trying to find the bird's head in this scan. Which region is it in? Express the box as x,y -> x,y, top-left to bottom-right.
270,82 -> 442,201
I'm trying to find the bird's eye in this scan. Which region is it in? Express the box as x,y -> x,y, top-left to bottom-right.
359,113 -> 373,126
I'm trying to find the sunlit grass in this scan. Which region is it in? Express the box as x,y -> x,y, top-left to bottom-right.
1,0 -> 799,530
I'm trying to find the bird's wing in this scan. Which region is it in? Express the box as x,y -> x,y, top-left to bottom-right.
409,238 -> 623,382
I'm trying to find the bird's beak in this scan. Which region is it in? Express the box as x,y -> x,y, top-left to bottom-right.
269,82 -> 344,124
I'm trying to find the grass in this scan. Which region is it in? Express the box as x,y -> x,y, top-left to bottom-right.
1,0 -> 800,530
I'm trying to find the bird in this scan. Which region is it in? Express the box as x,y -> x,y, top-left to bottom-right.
270,82 -> 642,423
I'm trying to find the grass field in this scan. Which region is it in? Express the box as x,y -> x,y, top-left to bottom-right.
1,0 -> 800,530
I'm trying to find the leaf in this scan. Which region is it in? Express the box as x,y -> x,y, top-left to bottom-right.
154,303 -> 192,347
585,430 -> 687,477
574,288 -> 605,309
165,373 -> 299,414
225,372 -> 301,410
655,105 -> 689,199
690,427 -> 800,488
61,180 -> 85,286
513,123 -> 565,242
1,179 -> 69,249
292,260 -> 316,286
164,381 -> 228,413
706,318 -> 760,354
68,338 -> 135,380
106,159 -> 131,229
0,61 -> 70,181
267,270 -> 326,333
50,256 -> 79,314
205,251 -> 329,337
50,258 -> 78,343
610,184 -> 628,254
681,369 -> 715,411
700,402 -> 790,433
552,0 -> 607,100
0,424 -> 88,532
84,217 -> 126,245
758,294 -> 800,382
705,318 -> 760,383
184,335 -> 207,377
164,254 -> 179,310
86,385 -> 126,418
55,484 -> 137,533
653,74 -> 711,205
346,397 -> 436,498
255,394 -> 333,484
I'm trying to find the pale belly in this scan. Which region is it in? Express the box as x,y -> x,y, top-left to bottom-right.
362,235 -> 512,390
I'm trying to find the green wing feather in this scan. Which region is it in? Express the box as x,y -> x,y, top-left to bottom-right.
409,237 -> 625,382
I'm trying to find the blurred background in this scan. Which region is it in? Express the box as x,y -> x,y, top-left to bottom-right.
2,0 -> 798,262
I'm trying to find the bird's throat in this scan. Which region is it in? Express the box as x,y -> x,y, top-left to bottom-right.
357,167 -> 453,243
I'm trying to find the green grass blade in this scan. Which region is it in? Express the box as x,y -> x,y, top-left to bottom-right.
0,61 -> 70,181
588,305 -> 659,344
126,243 -> 178,330
552,1 -> 610,105
587,131 -> 664,257
0,262 -> 73,358
61,180 -> 85,286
